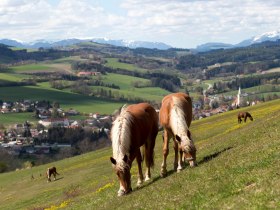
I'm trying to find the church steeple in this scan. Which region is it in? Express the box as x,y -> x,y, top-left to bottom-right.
237,86 -> 241,106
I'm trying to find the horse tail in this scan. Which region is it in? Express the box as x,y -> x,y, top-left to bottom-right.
144,131 -> 156,168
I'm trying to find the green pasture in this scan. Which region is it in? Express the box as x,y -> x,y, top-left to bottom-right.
0,99 -> 279,209
95,73 -> 170,101
0,86 -> 123,114
105,58 -> 147,72
52,56 -> 87,64
91,86 -> 169,102
0,73 -> 28,82
10,64 -> 55,73
0,112 -> 36,126
102,73 -> 149,89
9,47 -> 37,52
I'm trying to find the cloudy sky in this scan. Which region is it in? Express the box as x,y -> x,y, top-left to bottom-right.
1,0 -> 280,48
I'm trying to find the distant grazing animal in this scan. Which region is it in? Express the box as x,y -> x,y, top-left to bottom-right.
237,112 -> 253,124
159,92 -> 197,177
46,166 -> 60,182
110,103 -> 158,196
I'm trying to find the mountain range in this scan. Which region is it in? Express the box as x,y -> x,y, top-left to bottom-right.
1,30 -> 280,51
195,30 -> 280,52
0,38 -> 172,50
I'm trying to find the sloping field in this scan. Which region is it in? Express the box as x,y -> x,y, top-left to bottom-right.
0,99 -> 279,209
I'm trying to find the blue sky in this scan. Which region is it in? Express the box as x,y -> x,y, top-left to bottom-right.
1,0 -> 280,48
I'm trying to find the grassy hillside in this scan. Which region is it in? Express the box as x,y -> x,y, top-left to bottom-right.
0,99 -> 279,209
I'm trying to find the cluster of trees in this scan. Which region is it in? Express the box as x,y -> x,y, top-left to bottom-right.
176,40 -> 280,78
0,44 -> 73,64
205,60 -> 280,78
36,126 -> 108,145
212,73 -> 280,93
118,56 -> 173,70
0,79 -> 36,87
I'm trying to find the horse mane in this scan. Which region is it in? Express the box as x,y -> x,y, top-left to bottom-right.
111,108 -> 133,170
170,96 -> 189,136
169,96 -> 193,151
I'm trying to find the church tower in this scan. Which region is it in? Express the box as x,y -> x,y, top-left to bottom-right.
237,86 -> 241,107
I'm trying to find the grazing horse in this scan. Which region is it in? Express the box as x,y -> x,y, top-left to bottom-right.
46,166 -> 60,182
159,92 -> 197,177
110,103 -> 158,196
238,112 -> 253,123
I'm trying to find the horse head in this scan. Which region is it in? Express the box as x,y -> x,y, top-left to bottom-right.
110,154 -> 132,196
175,130 -> 197,167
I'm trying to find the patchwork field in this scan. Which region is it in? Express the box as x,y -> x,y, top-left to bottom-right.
0,99 -> 279,209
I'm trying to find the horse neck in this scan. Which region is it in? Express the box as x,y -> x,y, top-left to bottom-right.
111,111 -> 132,161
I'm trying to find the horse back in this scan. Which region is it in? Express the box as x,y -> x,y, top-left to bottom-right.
126,103 -> 158,141
159,92 -> 192,129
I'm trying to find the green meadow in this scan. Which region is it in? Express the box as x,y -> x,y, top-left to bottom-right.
0,99 -> 279,209
0,112 -> 36,125
0,85 -> 124,114
0,73 -> 28,82
10,64 -> 53,72
105,58 -> 148,72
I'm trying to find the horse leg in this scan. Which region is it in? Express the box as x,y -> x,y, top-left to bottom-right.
244,116 -> 247,122
177,148 -> 184,172
136,149 -> 144,186
173,139 -> 179,171
161,129 -> 169,177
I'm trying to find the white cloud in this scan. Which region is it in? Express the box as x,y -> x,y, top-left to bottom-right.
1,0 -> 280,48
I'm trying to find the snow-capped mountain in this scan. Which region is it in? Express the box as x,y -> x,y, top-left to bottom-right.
0,38 -> 172,50
236,30 -> 280,47
195,30 -> 280,51
91,38 -> 172,49
253,30 -> 280,43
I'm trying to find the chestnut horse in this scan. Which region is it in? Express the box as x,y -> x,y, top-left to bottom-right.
238,112 -> 253,123
46,166 -> 59,182
110,103 -> 158,196
159,92 -> 197,177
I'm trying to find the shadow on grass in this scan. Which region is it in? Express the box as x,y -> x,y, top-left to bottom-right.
132,169 -> 177,193
198,146 -> 233,165
54,177 -> 64,181
132,147 -> 233,194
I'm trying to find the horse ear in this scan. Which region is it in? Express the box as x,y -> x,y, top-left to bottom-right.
175,135 -> 181,142
123,154 -> 128,163
110,157 -> 117,165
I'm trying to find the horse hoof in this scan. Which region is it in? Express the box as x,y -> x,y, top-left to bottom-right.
118,189 -> 125,196
160,171 -> 167,177
177,168 -> 182,173
144,177 -> 150,182
137,180 -> 143,186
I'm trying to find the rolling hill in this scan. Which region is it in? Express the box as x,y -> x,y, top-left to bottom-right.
0,99 -> 279,209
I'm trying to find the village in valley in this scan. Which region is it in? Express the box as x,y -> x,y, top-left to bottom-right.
0,99 -> 111,158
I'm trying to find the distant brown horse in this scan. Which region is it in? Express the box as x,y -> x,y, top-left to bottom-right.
110,103 -> 158,196
46,166 -> 60,182
159,92 -> 197,177
238,112 -> 253,124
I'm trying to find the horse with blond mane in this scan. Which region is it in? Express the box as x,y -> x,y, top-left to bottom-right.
110,103 -> 158,196
159,92 -> 197,177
